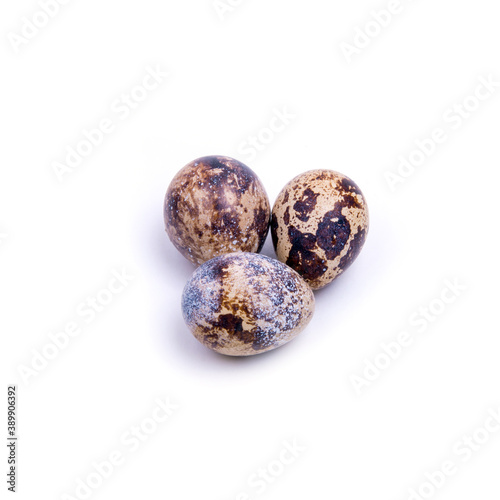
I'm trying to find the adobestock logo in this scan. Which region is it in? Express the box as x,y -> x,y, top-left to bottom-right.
237,107 -> 296,162
225,439 -> 305,500
60,396 -> 179,500
51,65 -> 169,183
350,278 -> 467,394
247,439 -> 305,495
17,268 -> 134,385
404,405 -> 500,500
384,74 -> 500,192
7,0 -> 72,54
340,0 -> 417,64
213,0 -> 246,21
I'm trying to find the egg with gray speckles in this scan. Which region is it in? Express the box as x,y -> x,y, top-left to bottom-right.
181,252 -> 315,356
271,170 -> 369,290
164,156 -> 270,266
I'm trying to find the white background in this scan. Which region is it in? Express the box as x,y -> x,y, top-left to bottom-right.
1,0 -> 500,499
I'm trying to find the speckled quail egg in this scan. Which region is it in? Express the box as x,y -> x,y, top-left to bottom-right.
271,170 -> 369,290
181,252 -> 315,356
164,156 -> 270,265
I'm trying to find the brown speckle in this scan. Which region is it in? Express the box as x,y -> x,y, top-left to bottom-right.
293,188 -> 319,222
283,206 -> 290,225
164,156 -> 271,265
316,205 -> 351,260
181,253 -> 315,356
271,169 -> 369,289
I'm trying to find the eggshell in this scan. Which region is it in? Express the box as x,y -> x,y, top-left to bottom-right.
271,170 -> 369,290
181,252 -> 315,356
164,156 -> 270,265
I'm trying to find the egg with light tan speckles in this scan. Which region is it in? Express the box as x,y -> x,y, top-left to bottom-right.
182,253 -> 315,356
164,156 -> 270,265
271,170 -> 369,290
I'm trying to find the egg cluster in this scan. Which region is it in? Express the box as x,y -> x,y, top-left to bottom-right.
164,155 -> 369,356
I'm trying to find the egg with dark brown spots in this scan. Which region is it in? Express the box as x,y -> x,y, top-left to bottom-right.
181,253 -> 315,356
271,170 -> 369,290
164,156 -> 271,265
